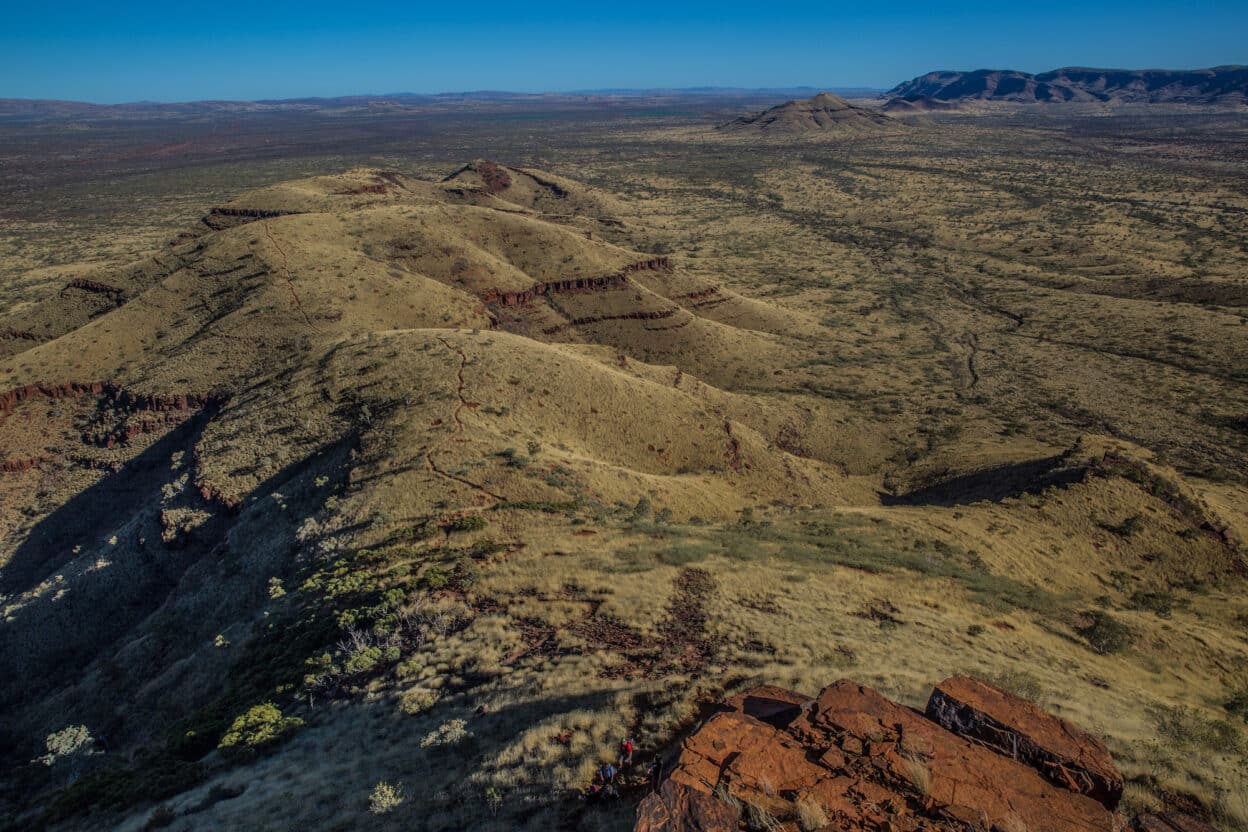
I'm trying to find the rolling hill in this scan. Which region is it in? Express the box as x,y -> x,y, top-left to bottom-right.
717,92 -> 897,135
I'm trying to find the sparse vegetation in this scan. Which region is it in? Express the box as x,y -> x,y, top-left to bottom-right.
3,101 -> 1247,832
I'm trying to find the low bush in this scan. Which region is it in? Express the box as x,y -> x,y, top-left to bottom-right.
1150,704 -> 1243,754
400,688 -> 439,715
444,514 -> 487,533
1074,610 -> 1133,654
368,781 -> 405,814
217,703 -> 303,756
420,718 -> 472,748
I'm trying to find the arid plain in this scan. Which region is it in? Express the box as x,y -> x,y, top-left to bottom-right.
1,98 -> 1247,830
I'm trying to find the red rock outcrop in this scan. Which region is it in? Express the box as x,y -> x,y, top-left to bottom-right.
540,307 -> 678,335
474,160 -> 513,194
0,381 -> 223,420
638,679 -> 1120,832
203,206 -> 303,229
479,258 -> 671,307
926,675 -> 1123,809
0,381 -> 107,416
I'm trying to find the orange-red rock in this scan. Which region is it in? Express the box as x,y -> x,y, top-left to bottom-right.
926,675 -> 1124,809
637,678 -> 1119,832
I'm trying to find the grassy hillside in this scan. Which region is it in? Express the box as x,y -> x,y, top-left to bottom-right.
1,114 -> 1247,831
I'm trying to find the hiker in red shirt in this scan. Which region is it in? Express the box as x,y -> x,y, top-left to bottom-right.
619,737 -> 635,767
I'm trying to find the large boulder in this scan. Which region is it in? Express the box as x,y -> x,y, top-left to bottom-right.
638,678 -> 1120,832
925,675 -> 1124,809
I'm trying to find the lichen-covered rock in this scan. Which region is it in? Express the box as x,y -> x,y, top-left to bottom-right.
925,675 -> 1124,809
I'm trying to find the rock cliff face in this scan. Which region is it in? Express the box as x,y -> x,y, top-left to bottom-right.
885,66 -> 1248,104
636,677 -> 1125,832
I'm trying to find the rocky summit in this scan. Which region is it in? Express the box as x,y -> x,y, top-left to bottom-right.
637,676 -> 1130,832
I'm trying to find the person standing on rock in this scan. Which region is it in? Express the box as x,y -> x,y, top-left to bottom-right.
598,762 -> 617,785
619,737 -> 635,768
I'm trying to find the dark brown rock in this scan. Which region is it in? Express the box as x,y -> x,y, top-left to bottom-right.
926,675 -> 1123,809
1133,813 -> 1219,832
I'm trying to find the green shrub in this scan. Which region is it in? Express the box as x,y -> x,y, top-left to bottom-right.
1151,704 -> 1243,753
422,567 -> 451,590
444,514 -> 487,533
1108,515 -> 1145,537
1075,611 -> 1133,655
1128,590 -> 1178,618
1225,690 -> 1248,723
217,703 -> 303,755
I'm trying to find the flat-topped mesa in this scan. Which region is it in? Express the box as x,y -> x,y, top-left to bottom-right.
637,678 -> 1122,832
926,675 -> 1123,809
479,257 -> 671,307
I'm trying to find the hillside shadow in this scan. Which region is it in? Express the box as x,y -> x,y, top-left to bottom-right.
0,411 -> 214,598
0,422 -> 355,722
881,454 -> 1085,507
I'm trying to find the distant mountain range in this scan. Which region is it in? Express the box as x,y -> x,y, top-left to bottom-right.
0,88 -> 885,120
885,66 -> 1248,104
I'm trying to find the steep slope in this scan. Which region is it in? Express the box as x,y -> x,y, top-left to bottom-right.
718,92 -> 897,135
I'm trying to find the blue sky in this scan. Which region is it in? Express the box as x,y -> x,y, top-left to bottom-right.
2,0 -> 1245,103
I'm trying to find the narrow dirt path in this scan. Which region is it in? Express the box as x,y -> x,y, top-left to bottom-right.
262,220 -> 315,328
424,336 -> 505,502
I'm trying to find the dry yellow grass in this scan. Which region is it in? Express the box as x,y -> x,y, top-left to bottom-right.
1,125 -> 1246,832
